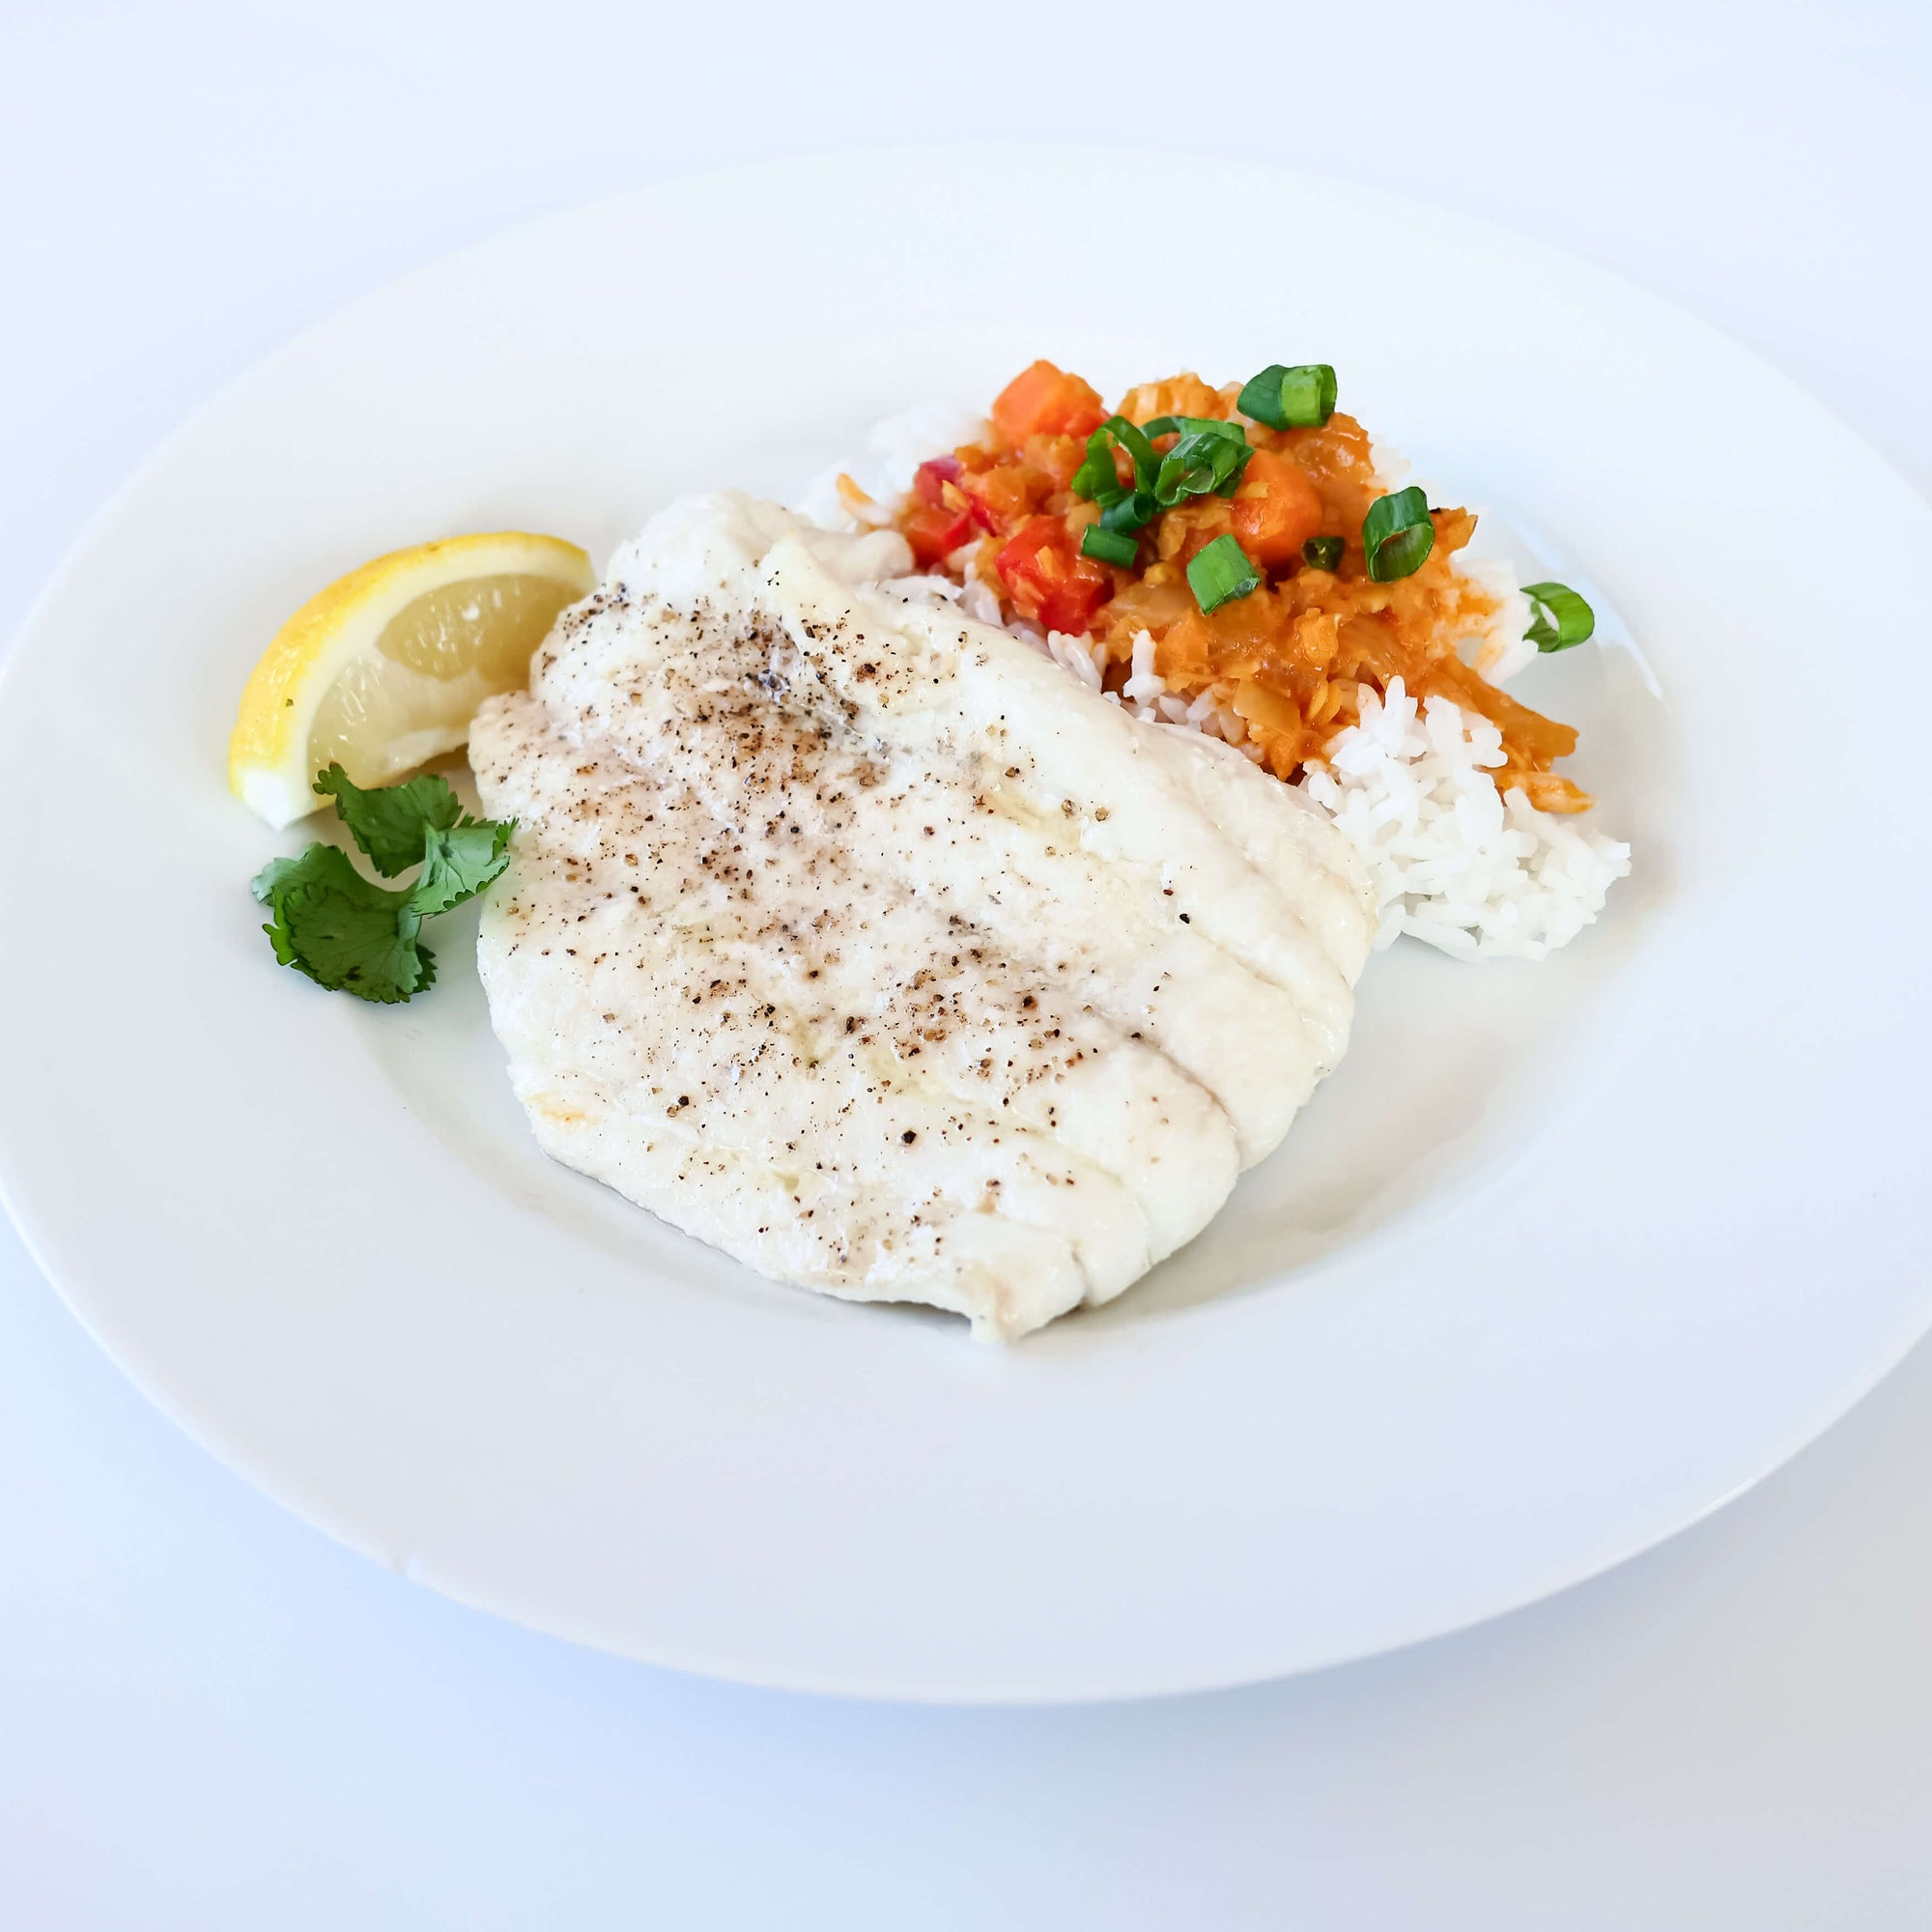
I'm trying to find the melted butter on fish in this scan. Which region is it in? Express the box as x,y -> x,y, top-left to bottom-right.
469,493 -> 1376,1339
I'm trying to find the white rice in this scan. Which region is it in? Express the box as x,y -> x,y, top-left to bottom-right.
796,406 -> 991,532
802,410 -> 1632,962
1295,680 -> 1632,960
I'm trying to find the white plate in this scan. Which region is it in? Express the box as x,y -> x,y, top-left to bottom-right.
2,150 -> 1927,1703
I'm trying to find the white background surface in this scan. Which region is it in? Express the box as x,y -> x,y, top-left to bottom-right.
2,1 -> 1927,1922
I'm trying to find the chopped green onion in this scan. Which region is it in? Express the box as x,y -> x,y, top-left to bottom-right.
1083,414 -> 1252,524
1109,416 -> 1158,485
1362,487 -> 1435,582
1301,534 -> 1344,571
1080,524 -> 1139,568
1071,416 -> 1160,505
1071,432 -> 1125,507
1186,534 -> 1262,613
1154,427 -> 1253,508
1236,368 -> 1289,427
1155,438 -> 1223,504
1099,491 -> 1158,534
1202,443 -> 1250,498
1237,363 -> 1338,430
1521,581 -> 1596,652
1138,413 -> 1245,444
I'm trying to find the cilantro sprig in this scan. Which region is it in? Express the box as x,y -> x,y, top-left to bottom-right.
251,765 -> 514,1003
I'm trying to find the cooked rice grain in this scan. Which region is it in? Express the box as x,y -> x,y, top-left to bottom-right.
1295,679 -> 1630,960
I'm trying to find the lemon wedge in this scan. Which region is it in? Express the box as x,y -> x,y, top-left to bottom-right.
228,531 -> 597,827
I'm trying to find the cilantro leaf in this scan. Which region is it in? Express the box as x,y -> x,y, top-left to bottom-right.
251,844 -> 433,1004
253,768 -> 516,1003
313,763 -> 465,877
409,818 -> 515,917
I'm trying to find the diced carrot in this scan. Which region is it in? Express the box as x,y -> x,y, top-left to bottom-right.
991,360 -> 1106,444
1231,450 -> 1325,570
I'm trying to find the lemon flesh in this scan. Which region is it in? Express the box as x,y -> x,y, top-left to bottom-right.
228,532 -> 597,828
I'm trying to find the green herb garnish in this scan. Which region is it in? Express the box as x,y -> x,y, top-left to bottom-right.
251,765 -> 513,1003
1186,533 -> 1263,613
1362,487 -> 1435,582
253,845 -> 440,1003
1154,421 -> 1254,507
1301,534 -> 1344,571
1070,416 -> 1160,507
1137,414 -> 1248,445
1522,581 -> 1596,652
1075,415 -> 1254,535
1080,524 -> 1140,568
312,764 -> 468,875
1098,491 -> 1158,535
1236,363 -> 1338,430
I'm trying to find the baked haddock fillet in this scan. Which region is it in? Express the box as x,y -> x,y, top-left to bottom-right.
469,494 -> 1376,1339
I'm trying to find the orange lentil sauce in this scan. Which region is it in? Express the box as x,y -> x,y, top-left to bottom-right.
890,360 -> 1589,812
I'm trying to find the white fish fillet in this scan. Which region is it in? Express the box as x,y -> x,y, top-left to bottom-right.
469,493 -> 1376,1339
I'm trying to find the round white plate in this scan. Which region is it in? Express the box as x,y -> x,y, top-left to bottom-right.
2,150 -> 1928,1703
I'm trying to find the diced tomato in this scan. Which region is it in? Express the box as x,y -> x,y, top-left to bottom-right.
991,360 -> 1106,444
1230,449 -> 1325,569
912,454 -> 1010,536
903,501 -> 978,569
911,455 -> 962,507
1053,572 -> 1116,636
995,514 -> 1114,635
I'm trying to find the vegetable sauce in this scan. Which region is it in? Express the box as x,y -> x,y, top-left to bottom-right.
891,362 -> 1590,812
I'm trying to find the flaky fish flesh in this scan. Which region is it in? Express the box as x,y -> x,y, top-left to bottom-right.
469,495 -> 1376,1338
